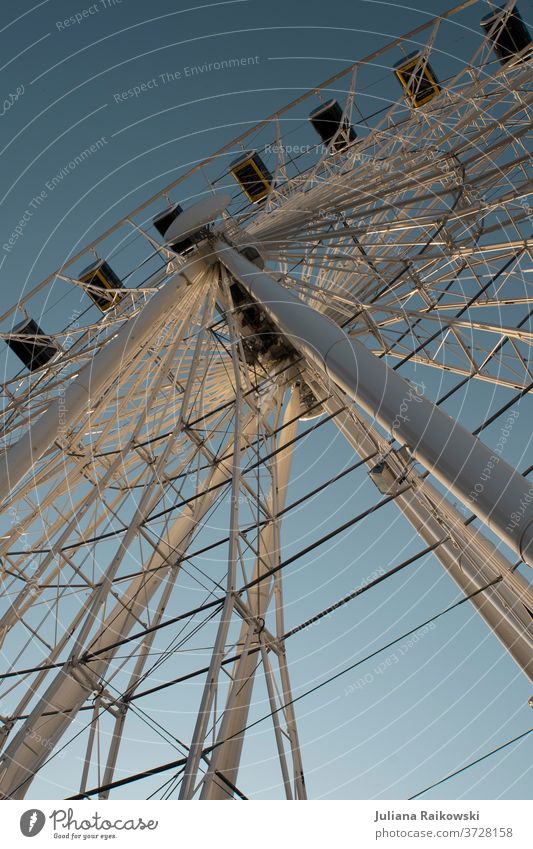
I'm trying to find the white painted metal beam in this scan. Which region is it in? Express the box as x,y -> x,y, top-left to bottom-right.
324,397 -> 533,681
215,241 -> 533,569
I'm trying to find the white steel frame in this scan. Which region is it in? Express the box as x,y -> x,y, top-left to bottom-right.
0,0 -> 532,800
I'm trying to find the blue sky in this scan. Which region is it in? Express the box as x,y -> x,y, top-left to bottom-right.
1,0 -> 532,800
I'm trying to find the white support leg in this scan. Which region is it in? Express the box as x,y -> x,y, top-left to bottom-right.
199,390 -> 304,799
214,240 -> 533,568
320,393 -> 533,681
178,308 -> 246,800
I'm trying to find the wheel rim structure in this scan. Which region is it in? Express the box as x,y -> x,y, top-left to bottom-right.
0,0 -> 532,800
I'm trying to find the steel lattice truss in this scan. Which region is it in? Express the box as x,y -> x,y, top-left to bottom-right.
0,0 -> 532,800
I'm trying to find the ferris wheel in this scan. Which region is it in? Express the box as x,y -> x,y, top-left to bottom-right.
0,0 -> 532,800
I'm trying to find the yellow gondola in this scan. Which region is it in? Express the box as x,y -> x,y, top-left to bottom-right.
230,152 -> 272,203
393,51 -> 441,108
79,259 -> 125,312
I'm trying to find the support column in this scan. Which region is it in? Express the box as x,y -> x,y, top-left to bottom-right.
320,392 -> 533,681
200,390 -> 304,799
215,240 -> 533,568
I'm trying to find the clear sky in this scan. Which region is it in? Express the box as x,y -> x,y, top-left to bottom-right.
1,0 -> 532,800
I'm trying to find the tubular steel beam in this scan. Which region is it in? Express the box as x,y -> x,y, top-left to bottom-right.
215,240 -> 533,569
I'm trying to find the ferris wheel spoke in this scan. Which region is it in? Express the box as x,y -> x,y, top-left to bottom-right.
0,286 -> 217,652
0,263 -> 212,510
